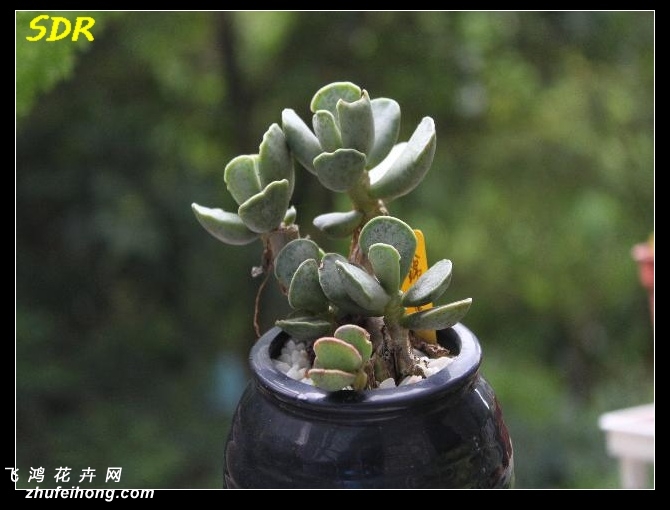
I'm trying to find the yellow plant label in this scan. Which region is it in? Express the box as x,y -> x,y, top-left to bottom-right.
401,229 -> 437,344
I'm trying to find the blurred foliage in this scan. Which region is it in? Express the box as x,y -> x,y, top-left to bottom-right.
16,11 -> 653,488
16,11 -> 120,120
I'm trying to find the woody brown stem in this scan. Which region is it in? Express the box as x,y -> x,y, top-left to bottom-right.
385,319 -> 424,381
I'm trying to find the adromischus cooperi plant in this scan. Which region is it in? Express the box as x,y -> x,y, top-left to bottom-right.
192,82 -> 471,390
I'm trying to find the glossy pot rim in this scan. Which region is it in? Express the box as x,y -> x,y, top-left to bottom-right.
248,323 -> 482,417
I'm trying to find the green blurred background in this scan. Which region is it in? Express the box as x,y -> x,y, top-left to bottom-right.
16,11 -> 654,489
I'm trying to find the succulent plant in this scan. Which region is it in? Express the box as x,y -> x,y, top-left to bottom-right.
192,81 -> 471,390
308,324 -> 372,391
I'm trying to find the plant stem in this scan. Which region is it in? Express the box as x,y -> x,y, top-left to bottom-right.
348,173 -> 388,265
260,224 -> 300,283
252,224 -> 300,337
384,318 -> 421,381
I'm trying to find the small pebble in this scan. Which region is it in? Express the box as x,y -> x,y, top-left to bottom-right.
273,360 -> 291,374
428,356 -> 453,371
287,366 -> 306,380
379,378 -> 396,389
399,375 -> 424,386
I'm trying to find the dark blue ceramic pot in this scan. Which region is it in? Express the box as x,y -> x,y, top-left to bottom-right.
224,323 -> 513,488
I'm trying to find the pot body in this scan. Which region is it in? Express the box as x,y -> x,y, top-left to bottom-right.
224,324 -> 513,488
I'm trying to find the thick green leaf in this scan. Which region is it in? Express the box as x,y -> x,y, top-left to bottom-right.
275,316 -> 333,341
359,216 -> 417,281
402,259 -> 453,307
238,179 -> 290,234
310,81 -> 361,115
274,238 -> 321,289
368,142 -> 405,184
283,205 -> 297,225
318,253 -> 369,315
368,243 -> 401,295
258,123 -> 294,195
337,90 -> 374,155
333,324 -> 372,362
191,204 -> 258,245
312,110 -> 342,152
335,260 -> 390,315
367,98 -> 401,168
313,210 -> 364,238
313,148 -> 366,192
400,298 -> 472,330
307,368 -> 356,391
282,108 -> 321,175
369,116 -> 436,202
314,337 -> 363,372
288,259 -> 329,312
223,155 -> 261,206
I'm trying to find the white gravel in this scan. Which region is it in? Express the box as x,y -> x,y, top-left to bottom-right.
272,340 -> 455,389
